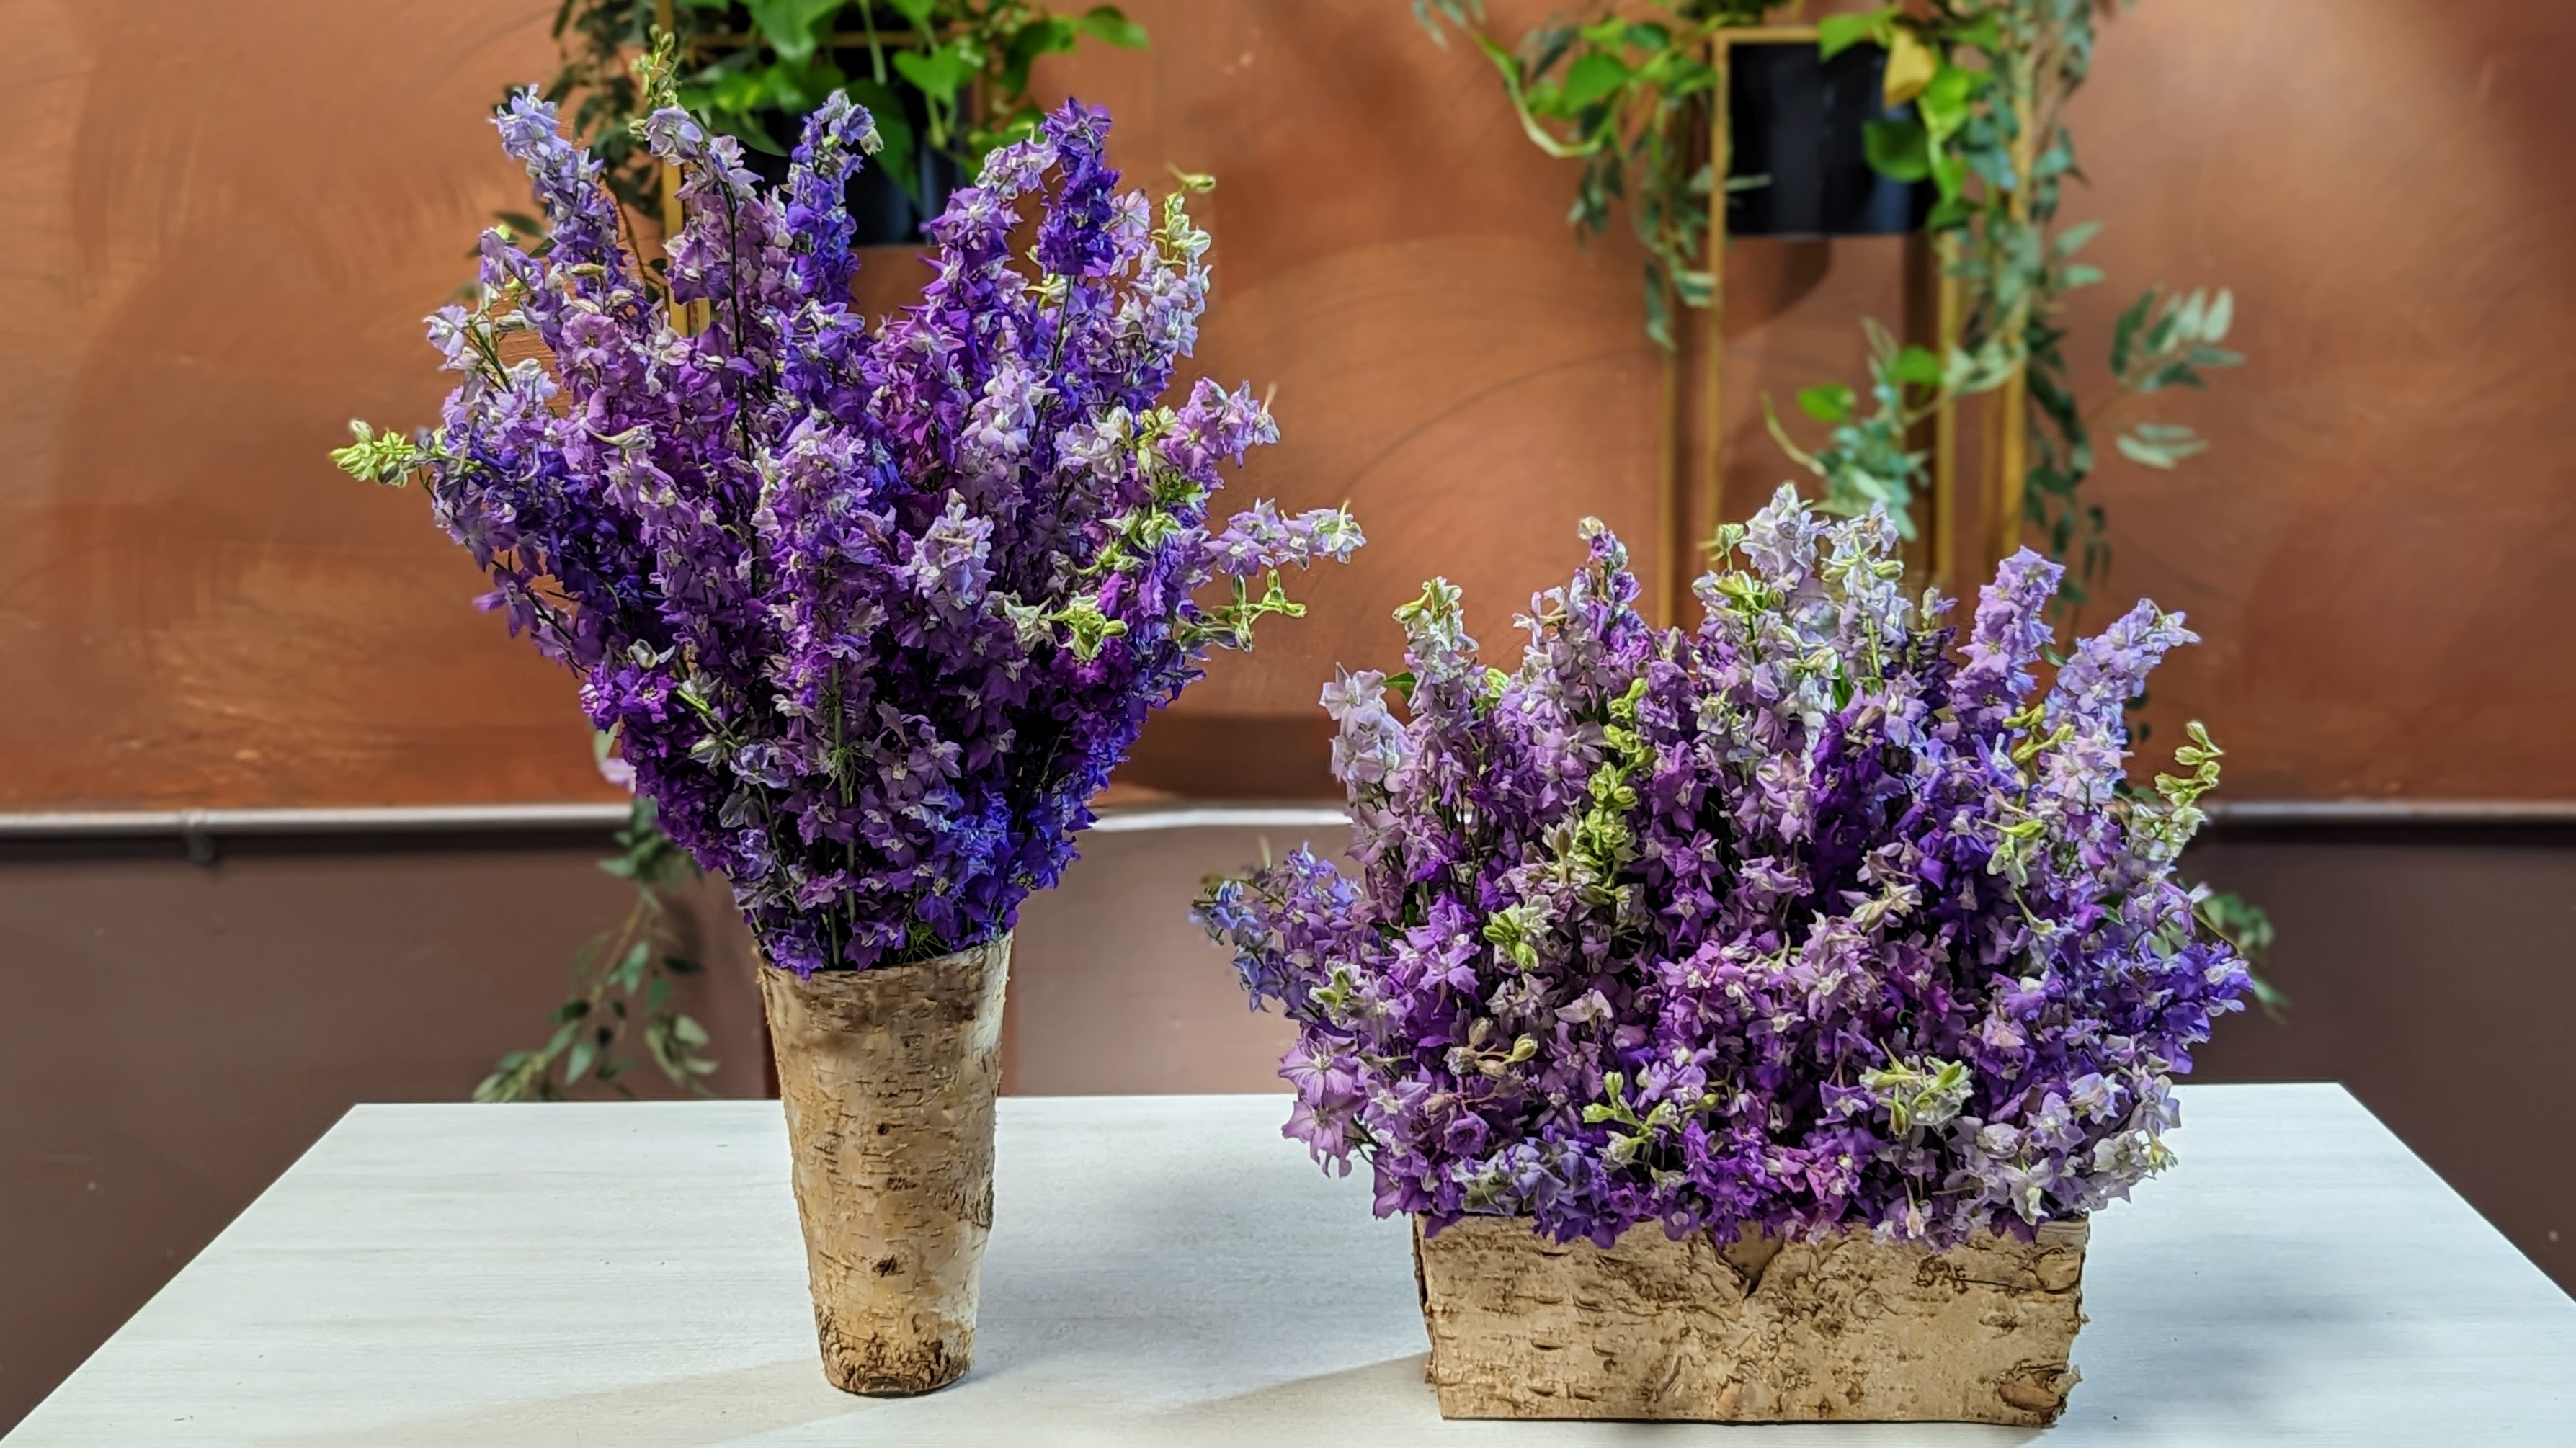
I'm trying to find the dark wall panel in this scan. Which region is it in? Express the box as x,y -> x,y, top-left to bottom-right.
2188,828 -> 2576,1295
0,836 -> 770,1430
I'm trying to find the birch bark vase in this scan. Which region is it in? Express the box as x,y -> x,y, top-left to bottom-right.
1414,1215 -> 2088,1425
759,934 -> 1011,1396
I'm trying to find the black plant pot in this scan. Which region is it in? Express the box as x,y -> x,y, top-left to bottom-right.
1726,40 -> 1929,238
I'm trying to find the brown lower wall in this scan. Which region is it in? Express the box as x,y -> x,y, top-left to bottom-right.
2,821 -> 2570,1429
2181,827 -> 2576,1301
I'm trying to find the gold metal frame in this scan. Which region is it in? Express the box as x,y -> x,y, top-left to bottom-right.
1684,23 -> 1973,622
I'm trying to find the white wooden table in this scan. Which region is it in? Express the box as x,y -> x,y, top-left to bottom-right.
10,1085 -> 2573,1445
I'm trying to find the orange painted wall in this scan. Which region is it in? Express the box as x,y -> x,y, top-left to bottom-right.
1,0 -> 597,807
4,1 -> 2572,808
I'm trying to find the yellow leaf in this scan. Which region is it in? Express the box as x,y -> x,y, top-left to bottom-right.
1884,30 -> 1936,109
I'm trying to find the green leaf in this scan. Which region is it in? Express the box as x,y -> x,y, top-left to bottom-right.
1797,384 -> 1857,424
1554,50 -> 1632,114
1575,17 -> 1630,48
2142,360 -> 2203,393
1863,118 -> 1930,183
711,110 -> 790,157
2116,427 -> 2207,469
892,43 -> 975,106
844,79 -> 921,205
1916,63 -> 1976,139
1944,13 -> 2003,51
1818,7 -> 1899,60
1891,344 -> 1943,387
742,0 -> 840,64
2246,971 -> 2291,1019
2174,288 -> 2209,343
2052,220 -> 2104,257
2203,287 -> 2235,341
2111,289 -> 2156,377
564,1039 -> 597,1084
1077,5 -> 1150,48
1003,17 -> 1079,95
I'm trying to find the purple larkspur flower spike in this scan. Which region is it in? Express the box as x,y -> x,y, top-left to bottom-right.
379,92 -> 1360,975
1198,490 -> 2250,1249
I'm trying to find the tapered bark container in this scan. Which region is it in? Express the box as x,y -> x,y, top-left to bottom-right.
759,934 -> 1011,1396
1413,1215 -> 2087,1425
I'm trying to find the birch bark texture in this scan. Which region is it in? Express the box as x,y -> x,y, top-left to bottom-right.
759,935 -> 1012,1395
1413,1214 -> 2088,1424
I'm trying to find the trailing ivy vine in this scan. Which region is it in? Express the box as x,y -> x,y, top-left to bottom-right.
1413,0 -> 2238,612
1412,1 -> 1767,350
475,743 -> 721,1101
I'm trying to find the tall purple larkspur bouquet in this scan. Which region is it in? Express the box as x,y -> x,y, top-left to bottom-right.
1199,486 -> 2250,1250
338,91 -> 1358,976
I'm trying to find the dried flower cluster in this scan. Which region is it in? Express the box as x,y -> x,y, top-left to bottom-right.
1199,488 -> 2248,1246
341,91 -> 1356,973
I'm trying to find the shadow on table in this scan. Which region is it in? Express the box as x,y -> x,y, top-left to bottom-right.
1138,1353 -> 2049,1445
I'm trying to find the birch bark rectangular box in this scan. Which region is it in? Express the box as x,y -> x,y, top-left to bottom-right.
1412,1215 -> 2089,1425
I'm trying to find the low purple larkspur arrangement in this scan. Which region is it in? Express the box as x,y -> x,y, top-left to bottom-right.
339,90 -> 1358,975
1198,486 -> 2250,1249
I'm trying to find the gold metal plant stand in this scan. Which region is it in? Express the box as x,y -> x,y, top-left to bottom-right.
1677,24 -> 2027,625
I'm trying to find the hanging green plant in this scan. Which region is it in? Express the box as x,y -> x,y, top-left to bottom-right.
1413,0 -> 2276,1007
526,1 -> 1146,233
1412,1 -> 1768,349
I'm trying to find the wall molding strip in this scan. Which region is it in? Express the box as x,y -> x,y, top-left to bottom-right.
0,797 -> 2570,841
0,804 -> 633,838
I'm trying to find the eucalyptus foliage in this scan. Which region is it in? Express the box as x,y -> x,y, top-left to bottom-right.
476,772 -> 720,1101
1771,318 -> 2015,542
